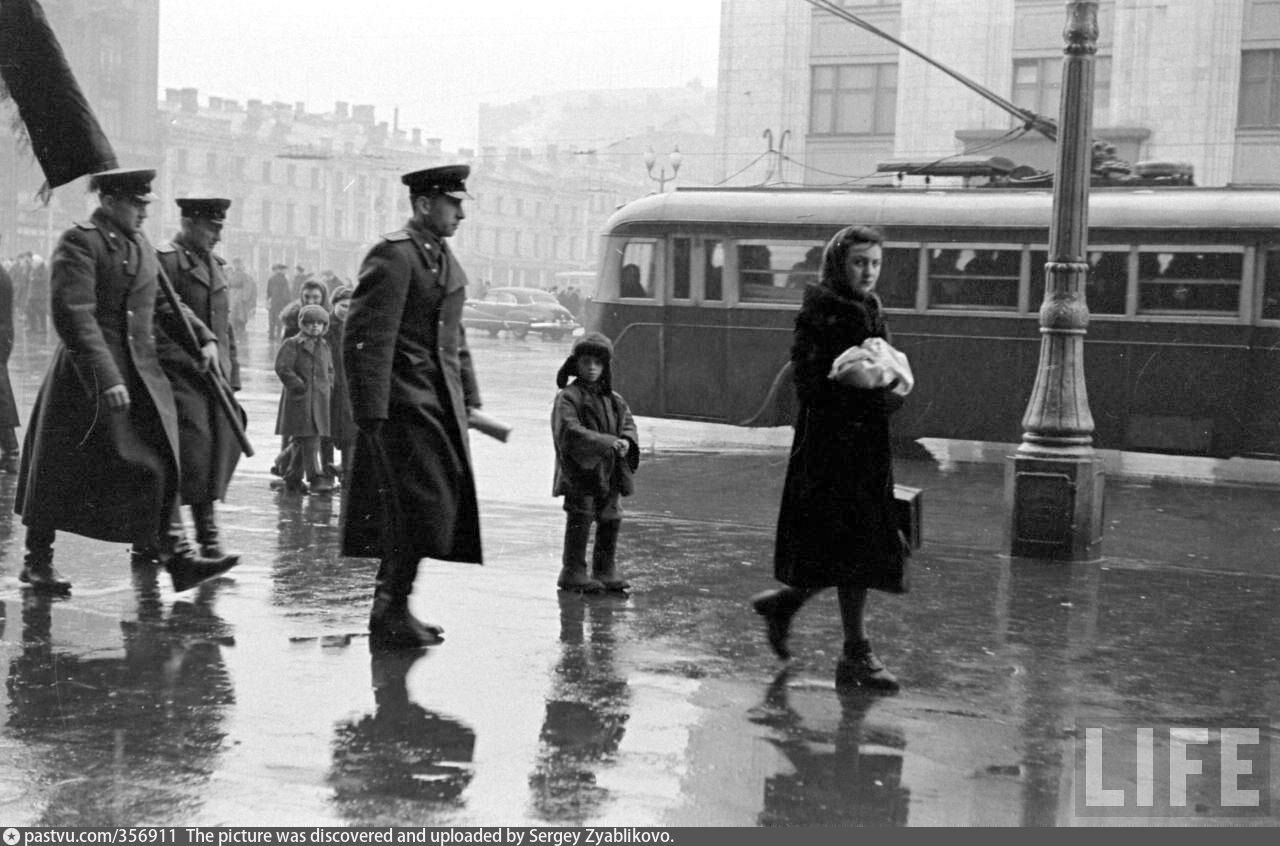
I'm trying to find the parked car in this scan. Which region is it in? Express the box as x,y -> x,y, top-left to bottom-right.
463,286 -> 580,340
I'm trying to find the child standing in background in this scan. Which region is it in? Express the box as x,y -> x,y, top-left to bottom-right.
274,304 -> 334,494
551,332 -> 640,593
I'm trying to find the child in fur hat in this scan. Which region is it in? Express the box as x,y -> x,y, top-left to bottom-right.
274,303 -> 334,494
551,332 -> 640,593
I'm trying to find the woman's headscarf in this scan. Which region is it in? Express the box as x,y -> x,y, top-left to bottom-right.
819,224 -> 885,300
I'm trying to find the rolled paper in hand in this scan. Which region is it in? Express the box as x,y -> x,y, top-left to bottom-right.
468,408 -> 512,442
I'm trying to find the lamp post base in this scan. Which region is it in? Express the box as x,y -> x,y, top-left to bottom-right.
1005,450 -> 1105,561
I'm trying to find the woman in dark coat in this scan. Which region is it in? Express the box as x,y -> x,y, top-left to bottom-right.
751,224 -> 909,692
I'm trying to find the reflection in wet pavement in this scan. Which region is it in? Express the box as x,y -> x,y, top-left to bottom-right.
0,319 -> 1276,826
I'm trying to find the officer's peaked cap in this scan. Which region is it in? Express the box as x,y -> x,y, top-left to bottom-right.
176,197 -> 231,222
88,167 -> 158,202
402,164 -> 472,199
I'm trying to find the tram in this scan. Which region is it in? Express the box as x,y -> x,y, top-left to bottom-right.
585,182 -> 1280,459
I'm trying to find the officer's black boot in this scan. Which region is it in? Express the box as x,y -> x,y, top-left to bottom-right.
556,516 -> 604,594
19,527 -> 70,595
368,555 -> 443,652
590,519 -> 630,592
192,501 -> 240,563
160,513 -> 238,592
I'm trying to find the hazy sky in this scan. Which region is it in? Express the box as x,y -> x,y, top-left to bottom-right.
158,0 -> 722,150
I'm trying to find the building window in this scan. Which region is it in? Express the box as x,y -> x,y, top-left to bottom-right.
262,160 -> 272,182
287,164 -> 297,187
261,200 -> 272,231
1012,56 -> 1112,127
1240,49 -> 1280,127
233,157 -> 245,180
206,152 -> 218,175
285,203 -> 295,234
356,212 -> 367,239
311,168 -> 320,190
309,206 -> 320,236
176,148 -> 188,173
334,209 -> 344,239
810,63 -> 898,135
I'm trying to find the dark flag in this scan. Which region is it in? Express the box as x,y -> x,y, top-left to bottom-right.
0,0 -> 118,196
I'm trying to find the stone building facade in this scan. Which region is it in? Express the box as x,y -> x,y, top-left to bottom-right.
715,0 -> 1280,187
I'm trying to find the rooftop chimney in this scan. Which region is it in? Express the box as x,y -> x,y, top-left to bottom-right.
294,101 -> 306,116
352,104 -> 376,124
427,137 -> 443,153
179,87 -> 199,114
335,101 -> 349,119
411,128 -> 422,145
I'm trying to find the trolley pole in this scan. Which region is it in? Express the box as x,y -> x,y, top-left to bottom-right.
1006,0 -> 1105,560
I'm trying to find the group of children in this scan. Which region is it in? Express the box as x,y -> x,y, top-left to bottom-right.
271,282 -> 354,494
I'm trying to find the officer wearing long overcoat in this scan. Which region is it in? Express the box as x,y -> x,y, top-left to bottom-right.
14,168 -> 236,595
155,198 -> 244,560
341,164 -> 483,652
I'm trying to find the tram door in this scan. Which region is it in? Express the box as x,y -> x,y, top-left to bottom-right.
1244,247 -> 1280,457
663,238 -> 729,420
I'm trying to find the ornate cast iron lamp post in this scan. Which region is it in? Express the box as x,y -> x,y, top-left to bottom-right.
643,146 -> 683,192
1007,0 -> 1105,560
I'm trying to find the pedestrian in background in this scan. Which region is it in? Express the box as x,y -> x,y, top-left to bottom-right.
323,285 -> 355,484
266,263 -> 291,341
551,332 -> 639,594
279,279 -> 330,341
0,252 -> 21,473
341,164 -> 484,652
274,303 -> 334,494
751,224 -> 910,692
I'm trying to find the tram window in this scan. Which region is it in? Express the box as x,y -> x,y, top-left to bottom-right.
878,247 -> 918,308
927,247 -> 1019,310
1137,250 -> 1242,314
1263,249 -> 1280,320
1029,250 -> 1126,315
619,240 -> 655,299
672,238 -> 692,300
738,240 -> 825,304
705,240 -> 724,301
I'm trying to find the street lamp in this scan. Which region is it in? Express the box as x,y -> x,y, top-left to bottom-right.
1006,0 -> 1105,561
643,145 -> 682,191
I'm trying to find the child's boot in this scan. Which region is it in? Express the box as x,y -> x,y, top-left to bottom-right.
557,516 -> 604,594
590,520 -> 630,592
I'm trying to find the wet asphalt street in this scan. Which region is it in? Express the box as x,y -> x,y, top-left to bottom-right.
0,314 -> 1277,827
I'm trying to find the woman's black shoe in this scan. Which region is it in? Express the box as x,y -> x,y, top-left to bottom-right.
751,589 -> 799,660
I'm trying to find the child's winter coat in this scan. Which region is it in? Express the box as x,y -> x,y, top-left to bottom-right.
551,332 -> 639,500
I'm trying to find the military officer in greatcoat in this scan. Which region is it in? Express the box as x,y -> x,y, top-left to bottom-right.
152,197 -> 244,564
341,164 -> 484,652
14,168 -> 238,595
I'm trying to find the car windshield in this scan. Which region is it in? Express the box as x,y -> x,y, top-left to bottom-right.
500,289 -> 556,304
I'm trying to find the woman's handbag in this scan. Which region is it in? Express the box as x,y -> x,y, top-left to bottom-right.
871,486 -> 921,594
895,485 -> 922,551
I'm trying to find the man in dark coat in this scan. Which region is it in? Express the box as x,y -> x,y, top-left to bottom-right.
341,163 -> 483,652
154,197 -> 245,563
266,263 -> 291,341
14,168 -> 238,595
0,256 -> 22,472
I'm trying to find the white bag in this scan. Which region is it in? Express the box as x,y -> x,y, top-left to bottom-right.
829,337 -> 914,396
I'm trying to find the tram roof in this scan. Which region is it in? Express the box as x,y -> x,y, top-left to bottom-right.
603,185 -> 1280,234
